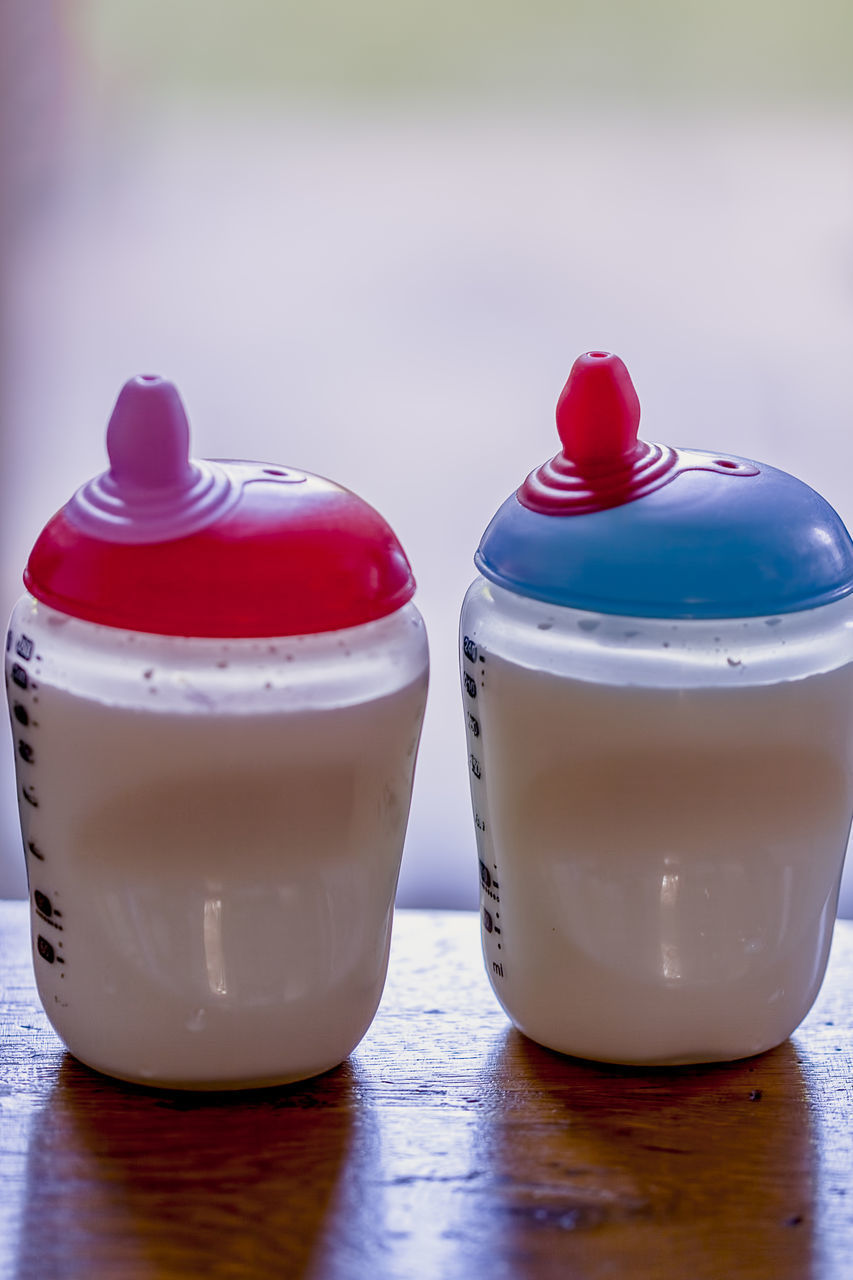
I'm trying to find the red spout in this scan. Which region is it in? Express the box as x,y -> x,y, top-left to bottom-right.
555,351 -> 641,469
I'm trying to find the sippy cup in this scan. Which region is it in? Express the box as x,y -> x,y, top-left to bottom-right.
460,350 -> 853,1065
5,375 -> 429,1088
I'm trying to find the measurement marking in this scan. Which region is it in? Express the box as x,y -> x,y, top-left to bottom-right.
17,740 -> 35,764
35,909 -> 63,932
22,786 -> 39,808
5,630 -> 11,653
11,664 -> 28,689
13,703 -> 29,726
465,646 -> 504,972
15,635 -> 34,661
37,935 -> 55,964
27,840 -> 45,861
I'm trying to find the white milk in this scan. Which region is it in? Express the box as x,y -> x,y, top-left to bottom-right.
8,599 -> 428,1087
461,581 -> 853,1064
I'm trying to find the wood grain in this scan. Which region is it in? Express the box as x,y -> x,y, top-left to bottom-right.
1,902 -> 852,1279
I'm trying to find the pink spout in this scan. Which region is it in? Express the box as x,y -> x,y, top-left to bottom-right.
65,374 -> 237,543
106,375 -> 195,493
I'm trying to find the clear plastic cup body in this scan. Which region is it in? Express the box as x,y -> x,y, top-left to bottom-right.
6,596 -> 428,1088
460,578 -> 853,1064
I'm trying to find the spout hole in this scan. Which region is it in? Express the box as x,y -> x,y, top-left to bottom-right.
716,459 -> 739,469
263,468 -> 288,476
588,350 -> 609,358
138,374 -> 161,383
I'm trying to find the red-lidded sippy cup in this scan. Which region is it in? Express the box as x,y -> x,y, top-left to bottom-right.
5,375 -> 429,1088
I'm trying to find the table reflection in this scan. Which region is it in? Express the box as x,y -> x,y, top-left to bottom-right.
468,1030 -> 816,1279
17,1055 -> 361,1277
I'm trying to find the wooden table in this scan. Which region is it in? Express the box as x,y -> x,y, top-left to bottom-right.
1,902 -> 851,1279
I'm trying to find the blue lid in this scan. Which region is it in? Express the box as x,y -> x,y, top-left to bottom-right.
475,352 -> 853,619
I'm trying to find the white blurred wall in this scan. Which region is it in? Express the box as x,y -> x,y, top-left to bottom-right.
2,2 -> 853,913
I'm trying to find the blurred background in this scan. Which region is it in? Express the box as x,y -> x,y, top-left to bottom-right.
1,0 -> 853,912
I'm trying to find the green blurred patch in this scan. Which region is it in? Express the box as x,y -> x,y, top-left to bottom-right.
83,0 -> 853,104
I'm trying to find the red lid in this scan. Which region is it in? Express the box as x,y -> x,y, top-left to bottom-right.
24,376 -> 416,637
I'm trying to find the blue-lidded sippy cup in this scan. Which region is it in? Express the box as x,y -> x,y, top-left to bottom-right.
460,350 -> 853,1064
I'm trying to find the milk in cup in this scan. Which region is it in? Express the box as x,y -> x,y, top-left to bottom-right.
6,375 -> 428,1088
460,351 -> 853,1064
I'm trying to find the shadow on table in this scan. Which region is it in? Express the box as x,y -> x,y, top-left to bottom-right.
16,1052 -> 367,1278
468,1029 -> 816,1280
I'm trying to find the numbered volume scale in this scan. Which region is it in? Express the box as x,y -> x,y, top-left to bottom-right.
460,632 -> 506,982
